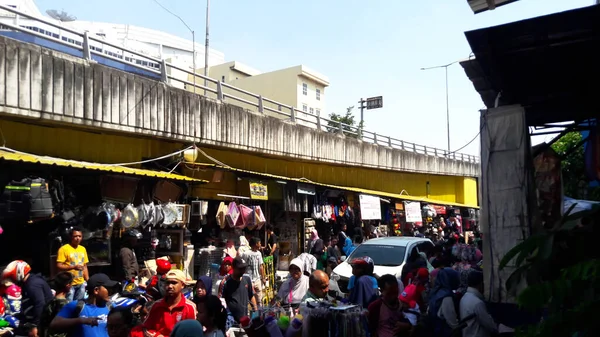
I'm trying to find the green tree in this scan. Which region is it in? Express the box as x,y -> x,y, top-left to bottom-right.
326,106 -> 363,139
550,132 -> 587,199
500,205 -> 600,337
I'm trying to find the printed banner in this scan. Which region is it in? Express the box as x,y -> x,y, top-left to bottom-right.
359,194 -> 381,220
404,201 -> 423,223
249,181 -> 268,200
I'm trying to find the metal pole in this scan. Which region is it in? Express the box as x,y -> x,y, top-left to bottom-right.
445,66 -> 450,152
192,31 -> 196,94
359,98 -> 365,138
204,0 -> 210,96
421,60 -> 460,154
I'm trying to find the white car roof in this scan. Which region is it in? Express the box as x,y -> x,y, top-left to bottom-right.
360,236 -> 432,247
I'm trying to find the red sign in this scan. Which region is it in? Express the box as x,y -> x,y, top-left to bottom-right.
433,205 -> 447,215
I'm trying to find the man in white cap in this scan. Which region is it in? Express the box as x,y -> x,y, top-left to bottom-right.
142,269 -> 196,337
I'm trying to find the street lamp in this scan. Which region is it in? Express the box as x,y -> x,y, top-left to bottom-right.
151,0 -> 201,93
421,60 -> 460,153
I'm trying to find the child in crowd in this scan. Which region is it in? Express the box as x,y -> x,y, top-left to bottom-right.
368,274 -> 413,337
40,272 -> 74,337
196,295 -> 229,337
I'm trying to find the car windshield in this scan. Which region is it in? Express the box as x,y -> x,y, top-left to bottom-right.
348,244 -> 407,267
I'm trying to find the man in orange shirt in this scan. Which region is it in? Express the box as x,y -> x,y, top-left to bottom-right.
141,270 -> 196,337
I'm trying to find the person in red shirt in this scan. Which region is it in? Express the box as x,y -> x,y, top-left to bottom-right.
141,270 -> 196,337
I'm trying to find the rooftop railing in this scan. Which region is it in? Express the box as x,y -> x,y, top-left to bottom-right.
0,4 -> 479,163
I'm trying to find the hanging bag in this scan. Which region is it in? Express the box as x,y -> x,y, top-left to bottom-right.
216,202 -> 227,229
239,204 -> 254,230
225,202 -> 240,228
254,206 -> 266,230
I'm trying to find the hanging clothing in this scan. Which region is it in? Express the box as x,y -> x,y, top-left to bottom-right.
277,258 -> 309,305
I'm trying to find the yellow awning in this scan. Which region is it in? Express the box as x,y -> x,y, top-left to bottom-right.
0,149 -> 207,183
186,162 -> 478,208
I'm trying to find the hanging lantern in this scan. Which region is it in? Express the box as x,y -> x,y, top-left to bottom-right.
183,147 -> 199,162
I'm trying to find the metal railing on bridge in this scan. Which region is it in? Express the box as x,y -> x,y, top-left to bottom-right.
0,4 -> 479,163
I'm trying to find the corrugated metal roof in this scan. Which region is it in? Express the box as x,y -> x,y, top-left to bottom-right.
461,5 -> 600,126
467,0 -> 520,14
0,149 -> 206,183
188,162 -> 478,208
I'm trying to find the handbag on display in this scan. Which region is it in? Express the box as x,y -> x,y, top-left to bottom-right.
239,204 -> 255,230
254,206 -> 266,230
225,202 -> 240,228
216,202 -> 227,229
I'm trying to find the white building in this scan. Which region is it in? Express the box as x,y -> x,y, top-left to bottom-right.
0,0 -> 225,88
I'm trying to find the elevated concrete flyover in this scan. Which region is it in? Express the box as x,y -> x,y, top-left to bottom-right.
0,35 -> 480,204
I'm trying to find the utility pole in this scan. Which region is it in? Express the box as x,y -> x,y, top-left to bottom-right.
421,60 -> 460,153
204,0 -> 210,95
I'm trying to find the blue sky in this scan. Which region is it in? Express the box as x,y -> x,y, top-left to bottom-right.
35,0 -> 594,155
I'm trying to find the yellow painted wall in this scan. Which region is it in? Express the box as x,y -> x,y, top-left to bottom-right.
186,66 -> 301,119
0,120 -> 478,206
197,147 -> 478,206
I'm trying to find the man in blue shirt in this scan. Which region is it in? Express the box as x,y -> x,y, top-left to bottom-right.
50,273 -> 118,337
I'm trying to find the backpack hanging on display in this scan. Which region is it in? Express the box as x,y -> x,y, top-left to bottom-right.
0,177 -> 55,222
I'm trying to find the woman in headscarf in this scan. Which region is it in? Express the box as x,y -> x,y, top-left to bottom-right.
342,236 -> 355,257
348,256 -> 378,309
195,275 -> 213,300
306,229 -> 320,254
452,243 -> 483,294
219,256 -> 233,277
224,239 -> 237,259
237,236 -> 250,256
170,320 -> 204,337
427,268 -> 461,337
276,258 -> 309,309
309,230 -> 325,270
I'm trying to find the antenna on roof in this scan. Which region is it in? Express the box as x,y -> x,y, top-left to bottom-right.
46,9 -> 77,22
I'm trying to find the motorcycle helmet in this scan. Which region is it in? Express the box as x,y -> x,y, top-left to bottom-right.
155,259 -> 171,275
5,284 -> 21,301
2,261 -> 31,283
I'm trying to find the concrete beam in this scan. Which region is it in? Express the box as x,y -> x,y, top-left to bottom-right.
0,35 -> 479,178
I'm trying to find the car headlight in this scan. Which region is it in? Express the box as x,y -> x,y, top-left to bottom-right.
330,271 -> 340,282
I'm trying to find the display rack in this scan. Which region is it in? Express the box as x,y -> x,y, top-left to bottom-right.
303,218 -> 316,253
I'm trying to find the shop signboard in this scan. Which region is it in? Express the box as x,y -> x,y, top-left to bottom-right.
297,183 -> 316,195
433,205 -> 447,215
359,194 -> 381,220
404,201 -> 423,223
249,181 -> 268,200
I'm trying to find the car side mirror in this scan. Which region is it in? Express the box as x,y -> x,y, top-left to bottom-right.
340,256 -> 346,262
